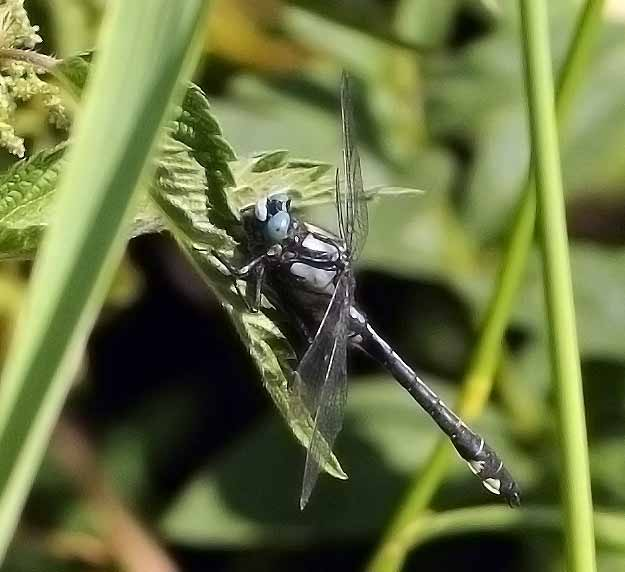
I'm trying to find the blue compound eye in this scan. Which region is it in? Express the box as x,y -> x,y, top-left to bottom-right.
266,210 -> 290,242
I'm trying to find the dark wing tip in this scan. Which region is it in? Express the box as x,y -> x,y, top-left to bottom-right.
300,476 -> 314,511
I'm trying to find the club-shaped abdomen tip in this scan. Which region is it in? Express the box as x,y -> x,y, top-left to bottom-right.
496,475 -> 522,508
482,476 -> 522,508
505,482 -> 522,508
466,459 -> 521,507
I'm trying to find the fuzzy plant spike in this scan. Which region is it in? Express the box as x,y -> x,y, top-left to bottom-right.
0,0 -> 67,157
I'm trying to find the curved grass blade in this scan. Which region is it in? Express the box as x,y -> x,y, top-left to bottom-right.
0,0 -> 210,562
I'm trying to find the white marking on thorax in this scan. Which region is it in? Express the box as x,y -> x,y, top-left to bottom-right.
290,263 -> 336,293
255,198 -> 267,221
349,306 -> 366,325
302,233 -> 340,260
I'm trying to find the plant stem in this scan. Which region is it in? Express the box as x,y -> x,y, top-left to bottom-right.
367,1 -> 604,570
519,1 -> 596,571
400,506 -> 625,555
0,48 -> 81,105
0,48 -> 60,70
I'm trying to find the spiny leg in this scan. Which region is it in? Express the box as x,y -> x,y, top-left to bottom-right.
207,249 -> 269,312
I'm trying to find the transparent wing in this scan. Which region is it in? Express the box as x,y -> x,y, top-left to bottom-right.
295,272 -> 352,509
339,71 -> 369,261
334,166 -> 346,245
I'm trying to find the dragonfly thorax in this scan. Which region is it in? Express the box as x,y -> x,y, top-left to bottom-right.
288,229 -> 344,294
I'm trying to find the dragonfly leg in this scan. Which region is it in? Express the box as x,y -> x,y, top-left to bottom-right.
211,250 -> 267,279
210,250 -> 270,312
251,263 -> 265,311
355,315 -> 521,507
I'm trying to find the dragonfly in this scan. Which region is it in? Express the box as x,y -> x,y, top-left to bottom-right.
212,72 -> 521,509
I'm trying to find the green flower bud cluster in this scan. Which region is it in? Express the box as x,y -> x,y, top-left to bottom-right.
0,0 -> 68,157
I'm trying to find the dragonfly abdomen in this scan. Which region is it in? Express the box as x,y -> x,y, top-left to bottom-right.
354,316 -> 521,507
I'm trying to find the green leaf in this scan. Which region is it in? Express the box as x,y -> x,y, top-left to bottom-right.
150,135 -> 347,480
0,143 -> 164,260
511,245 -> 625,360
427,10 -> 625,240
229,150 -> 420,212
0,144 -> 67,260
229,151 -> 333,212
155,87 -> 353,477
152,95 -> 349,479
54,51 -> 92,95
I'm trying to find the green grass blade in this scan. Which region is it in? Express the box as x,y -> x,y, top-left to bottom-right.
519,1 -> 596,571
400,507 -> 625,555
0,0 -> 210,562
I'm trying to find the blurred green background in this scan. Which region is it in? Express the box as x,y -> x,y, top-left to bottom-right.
1,0 -> 625,570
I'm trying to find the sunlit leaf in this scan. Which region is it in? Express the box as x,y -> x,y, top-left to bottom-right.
0,143 -> 164,261
149,88 -> 348,480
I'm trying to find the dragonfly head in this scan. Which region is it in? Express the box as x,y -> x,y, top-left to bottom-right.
254,193 -> 293,244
